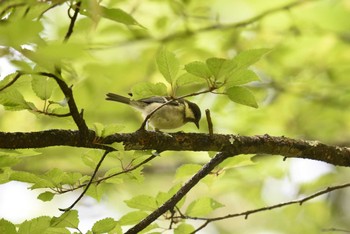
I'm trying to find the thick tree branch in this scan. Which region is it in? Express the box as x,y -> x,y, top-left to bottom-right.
0,130 -> 349,166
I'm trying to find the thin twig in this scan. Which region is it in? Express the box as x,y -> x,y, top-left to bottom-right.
190,182 -> 350,233
64,1 -> 82,42
205,109 -> 213,135
58,152 -> 158,194
59,150 -> 111,211
0,72 -> 23,92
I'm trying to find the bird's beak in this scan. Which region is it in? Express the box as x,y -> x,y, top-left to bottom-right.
194,121 -> 200,129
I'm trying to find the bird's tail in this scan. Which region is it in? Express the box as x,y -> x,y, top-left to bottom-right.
105,93 -> 131,104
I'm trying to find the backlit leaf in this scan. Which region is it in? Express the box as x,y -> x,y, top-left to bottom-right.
226,86 -> 258,108
156,48 -> 180,85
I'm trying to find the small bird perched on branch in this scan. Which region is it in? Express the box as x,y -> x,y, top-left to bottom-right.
106,93 -> 201,130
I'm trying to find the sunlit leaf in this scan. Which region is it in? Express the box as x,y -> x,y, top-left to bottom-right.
51,210 -> 79,228
0,219 -> 16,234
184,61 -> 211,79
131,82 -> 168,99
37,191 -> 55,202
124,195 -> 158,211
233,48 -> 271,68
174,223 -> 195,234
119,211 -> 148,226
156,48 -> 180,85
0,89 -> 34,111
92,218 -> 118,233
0,19 -> 43,47
100,7 -> 143,27
225,69 -> 260,87
31,75 -> 56,100
18,216 -> 51,234
226,86 -> 258,108
186,197 -> 224,216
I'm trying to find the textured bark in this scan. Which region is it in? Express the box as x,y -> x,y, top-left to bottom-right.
0,130 -> 349,166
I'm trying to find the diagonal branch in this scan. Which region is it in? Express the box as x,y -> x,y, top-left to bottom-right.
125,151 -> 232,234
59,150 -> 111,212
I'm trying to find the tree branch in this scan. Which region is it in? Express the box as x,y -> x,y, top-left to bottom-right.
190,182 -> 350,233
0,130 -> 349,166
64,1 -> 81,42
125,151 -> 232,234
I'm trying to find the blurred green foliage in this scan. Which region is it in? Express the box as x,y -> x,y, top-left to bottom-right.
0,0 -> 350,233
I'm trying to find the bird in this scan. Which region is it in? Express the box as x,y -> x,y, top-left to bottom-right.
105,93 -> 201,130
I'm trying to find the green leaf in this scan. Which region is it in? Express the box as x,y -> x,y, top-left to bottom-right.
18,216 -> 51,234
0,155 -> 21,167
0,19 -> 43,47
131,82 -> 168,99
119,211 -> 148,226
184,61 -> 211,79
186,197 -> 224,216
0,219 -> 16,234
176,73 -> 207,87
0,89 -> 34,111
156,48 -> 180,85
92,218 -> 118,233
206,57 -> 227,80
37,191 -> 55,202
82,150 -> 103,169
85,183 -> 104,201
174,223 -> 195,234
233,48 -> 271,68
31,75 -> 56,100
9,171 -> 54,188
175,164 -> 202,180
101,7 -> 143,27
51,210 -> 79,228
35,42 -> 85,64
124,195 -> 158,211
226,69 -> 260,87
102,124 -> 125,137
226,86 -> 258,108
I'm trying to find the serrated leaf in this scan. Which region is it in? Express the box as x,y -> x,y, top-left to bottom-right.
18,216 -> 51,234
226,69 -> 260,87
124,195 -> 158,211
206,57 -> 227,80
184,61 -> 211,79
156,48 -> 180,85
9,171 -> 54,188
92,218 -> 117,233
176,73 -> 207,87
226,86 -> 258,108
174,223 -> 195,234
0,89 -> 34,111
101,7 -> 143,27
102,124 -> 125,137
31,75 -> 56,100
0,219 -> 16,234
37,191 -> 55,202
186,197 -> 224,216
119,211 -> 148,226
131,82 -> 168,100
85,183 -> 104,201
51,210 -> 79,228
233,48 -> 271,68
